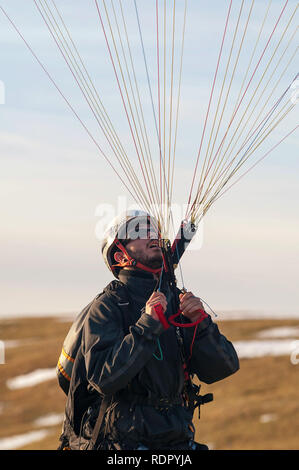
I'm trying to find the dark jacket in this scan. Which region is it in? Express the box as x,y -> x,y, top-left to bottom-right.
61,269 -> 239,450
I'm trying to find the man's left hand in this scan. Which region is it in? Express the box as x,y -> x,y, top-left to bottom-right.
179,291 -> 206,322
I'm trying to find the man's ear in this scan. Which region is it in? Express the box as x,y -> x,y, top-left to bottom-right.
114,251 -> 127,264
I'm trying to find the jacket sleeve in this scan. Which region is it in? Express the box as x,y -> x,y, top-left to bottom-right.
81,295 -> 164,395
182,315 -> 240,384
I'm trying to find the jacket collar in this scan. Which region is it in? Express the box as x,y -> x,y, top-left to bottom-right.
118,268 -> 159,303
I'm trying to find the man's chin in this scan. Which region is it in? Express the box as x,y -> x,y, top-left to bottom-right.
146,254 -> 163,269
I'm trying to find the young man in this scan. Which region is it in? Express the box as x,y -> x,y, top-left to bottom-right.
58,210 -> 239,450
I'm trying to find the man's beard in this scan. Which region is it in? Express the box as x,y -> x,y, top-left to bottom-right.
127,247 -> 163,269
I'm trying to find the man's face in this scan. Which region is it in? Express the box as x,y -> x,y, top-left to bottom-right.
125,236 -> 163,269
121,218 -> 163,269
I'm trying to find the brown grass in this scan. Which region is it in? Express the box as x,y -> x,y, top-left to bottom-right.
0,316 -> 299,450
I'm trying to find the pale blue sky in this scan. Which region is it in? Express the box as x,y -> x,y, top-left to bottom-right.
0,0 -> 298,317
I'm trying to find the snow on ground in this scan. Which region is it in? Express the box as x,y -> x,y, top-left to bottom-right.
6,338 -> 299,392
2,322 -> 299,450
259,413 -> 278,424
234,339 -> 299,359
0,430 -> 51,450
6,368 -> 57,390
256,327 -> 299,338
0,414 -> 63,450
4,339 -> 36,349
33,413 -> 64,428
218,311 -> 299,321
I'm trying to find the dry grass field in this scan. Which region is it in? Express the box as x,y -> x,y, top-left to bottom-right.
0,316 -> 299,450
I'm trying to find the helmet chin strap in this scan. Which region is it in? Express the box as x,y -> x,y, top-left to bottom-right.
112,239 -> 163,276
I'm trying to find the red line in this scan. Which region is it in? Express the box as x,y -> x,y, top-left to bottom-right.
189,325 -> 198,363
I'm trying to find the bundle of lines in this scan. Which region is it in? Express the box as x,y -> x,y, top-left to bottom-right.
2,0 -> 298,243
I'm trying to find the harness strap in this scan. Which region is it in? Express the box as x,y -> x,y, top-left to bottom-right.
186,382 -> 213,419
112,239 -> 162,275
89,395 -> 111,450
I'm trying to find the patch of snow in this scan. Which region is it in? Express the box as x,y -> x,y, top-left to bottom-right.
259,413 -> 278,424
256,327 -> 299,339
0,429 -> 51,450
4,340 -> 22,349
6,368 -> 56,390
218,310 -> 299,320
33,413 -> 64,427
4,339 -> 35,349
234,339 -> 297,359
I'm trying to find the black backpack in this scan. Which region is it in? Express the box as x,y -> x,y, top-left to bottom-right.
56,280 -> 132,396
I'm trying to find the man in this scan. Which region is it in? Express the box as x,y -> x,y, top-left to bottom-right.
58,210 -> 239,450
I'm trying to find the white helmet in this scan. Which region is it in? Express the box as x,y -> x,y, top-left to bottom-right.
101,210 -> 161,277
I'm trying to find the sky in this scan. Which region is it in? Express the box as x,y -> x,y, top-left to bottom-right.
0,0 -> 298,318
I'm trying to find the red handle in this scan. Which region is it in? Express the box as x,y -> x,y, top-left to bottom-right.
153,303 -> 170,330
153,304 -> 208,329
169,308 -> 208,327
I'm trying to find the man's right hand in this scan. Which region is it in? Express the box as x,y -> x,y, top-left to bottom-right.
145,291 -> 167,321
